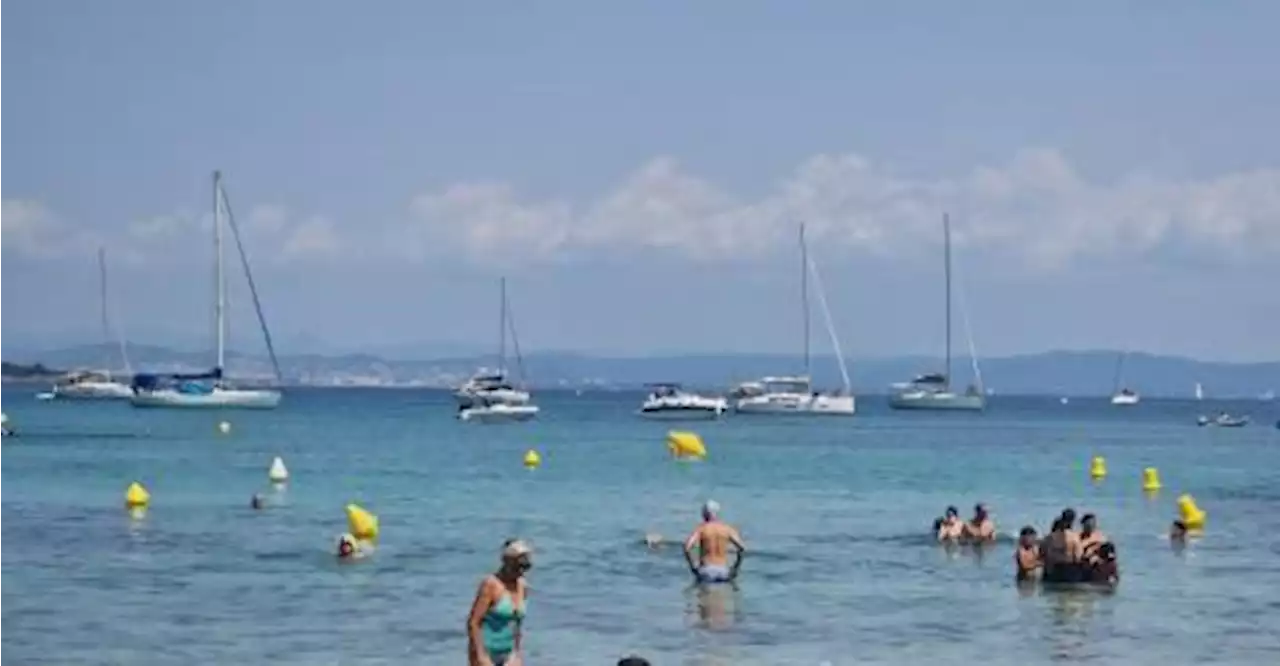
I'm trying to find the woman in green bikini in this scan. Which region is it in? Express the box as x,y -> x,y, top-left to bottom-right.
467,539 -> 532,666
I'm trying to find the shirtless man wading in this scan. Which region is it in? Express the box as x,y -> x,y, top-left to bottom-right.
683,500 -> 746,584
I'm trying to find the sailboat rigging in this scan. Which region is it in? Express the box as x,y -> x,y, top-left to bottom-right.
889,213 -> 985,411
130,171 -> 283,409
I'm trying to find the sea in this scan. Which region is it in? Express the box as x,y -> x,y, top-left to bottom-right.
3,387 -> 1279,665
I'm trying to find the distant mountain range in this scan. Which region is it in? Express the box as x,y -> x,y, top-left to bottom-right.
2,343 -> 1276,398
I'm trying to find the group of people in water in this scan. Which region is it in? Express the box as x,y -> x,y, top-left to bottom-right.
933,503 -> 1120,586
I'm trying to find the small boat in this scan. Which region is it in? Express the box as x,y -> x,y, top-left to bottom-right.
457,401 -> 539,423
1110,388 -> 1140,406
1197,413 -> 1250,428
889,214 -> 986,412
41,249 -> 134,401
455,277 -> 539,421
638,383 -> 727,420
130,171 -> 284,409
734,223 -> 856,416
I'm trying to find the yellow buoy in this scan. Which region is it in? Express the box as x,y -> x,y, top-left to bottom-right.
1178,494 -> 1206,530
1089,456 -> 1107,480
346,503 -> 379,541
125,481 -> 150,509
218,420 -> 232,434
268,456 -> 289,484
667,431 -> 707,460
523,449 -> 541,469
1142,467 -> 1162,492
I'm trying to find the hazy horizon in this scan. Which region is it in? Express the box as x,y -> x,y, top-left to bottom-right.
5,2 -> 1278,362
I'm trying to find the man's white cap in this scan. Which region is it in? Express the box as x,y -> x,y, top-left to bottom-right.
503,539 -> 532,558
702,500 -> 720,518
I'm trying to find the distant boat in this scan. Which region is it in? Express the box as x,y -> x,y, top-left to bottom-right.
1194,382 -> 1204,401
44,248 -> 133,401
639,383 -> 727,420
456,277 -> 539,423
733,223 -> 855,416
130,171 -> 284,409
1198,413 -> 1249,428
890,214 -> 984,412
1109,348 -> 1139,406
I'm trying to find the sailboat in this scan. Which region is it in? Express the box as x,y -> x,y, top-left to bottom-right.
889,214 -> 985,411
456,277 -> 539,422
41,248 -> 134,400
1109,350 -> 1139,406
732,223 -> 855,416
130,171 -> 283,409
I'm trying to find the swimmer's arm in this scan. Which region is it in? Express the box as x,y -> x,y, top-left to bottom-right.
466,580 -> 494,664
727,527 -> 747,573
683,528 -> 702,575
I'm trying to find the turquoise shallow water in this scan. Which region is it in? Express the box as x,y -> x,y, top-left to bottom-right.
3,387 -> 1280,665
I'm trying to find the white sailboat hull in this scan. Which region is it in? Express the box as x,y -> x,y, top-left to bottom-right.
735,393 -> 855,416
888,390 -> 985,411
1111,393 -> 1140,406
458,403 -> 539,423
131,387 -> 282,409
52,381 -> 134,400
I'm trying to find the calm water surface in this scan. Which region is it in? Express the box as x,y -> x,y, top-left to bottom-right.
4,387 -> 1279,664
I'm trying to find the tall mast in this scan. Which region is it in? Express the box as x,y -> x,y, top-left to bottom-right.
213,170 -> 226,371
800,222 -> 811,378
98,247 -> 110,367
498,277 -> 507,376
944,213 -> 952,389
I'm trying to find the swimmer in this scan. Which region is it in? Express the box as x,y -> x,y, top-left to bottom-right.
467,538 -> 532,666
683,500 -> 746,584
251,493 -> 266,510
1014,526 -> 1042,581
641,532 -> 665,549
1088,542 -> 1119,585
964,503 -> 996,543
336,533 -> 368,561
936,506 -> 965,541
618,658 -> 651,666
1041,517 -> 1083,583
1169,519 -> 1188,542
1079,513 -> 1107,563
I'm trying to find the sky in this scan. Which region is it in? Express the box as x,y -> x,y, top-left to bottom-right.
3,1 -> 1278,362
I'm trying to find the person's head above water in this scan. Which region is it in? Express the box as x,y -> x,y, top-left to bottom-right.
337,533 -> 356,558
1170,520 -> 1188,540
1019,526 -> 1038,546
945,505 -> 959,520
1060,508 -> 1077,528
251,493 -> 265,510
1081,513 -> 1097,532
973,503 -> 989,521
1097,542 -> 1117,561
618,657 -> 652,666
500,538 -> 533,577
702,500 -> 721,522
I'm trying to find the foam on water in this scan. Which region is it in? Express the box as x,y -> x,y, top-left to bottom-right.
3,388 -> 1280,664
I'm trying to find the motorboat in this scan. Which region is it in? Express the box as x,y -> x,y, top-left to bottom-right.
457,400 -> 539,423
734,376 -> 855,415
1197,413 -> 1249,428
638,383 -> 727,420
455,370 -> 530,407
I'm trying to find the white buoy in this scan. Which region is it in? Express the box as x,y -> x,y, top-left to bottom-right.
218,421 -> 232,434
268,456 -> 289,484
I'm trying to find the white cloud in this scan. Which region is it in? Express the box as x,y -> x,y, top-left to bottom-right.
7,148 -> 1279,272
396,148 -> 1280,270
